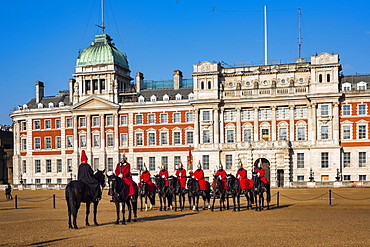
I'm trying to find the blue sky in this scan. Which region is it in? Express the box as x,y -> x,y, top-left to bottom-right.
1,0 -> 369,125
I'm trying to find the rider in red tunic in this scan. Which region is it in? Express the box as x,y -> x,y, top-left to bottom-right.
213,165 -> 228,190
254,164 -> 269,184
115,154 -> 138,197
236,163 -> 253,191
175,163 -> 187,188
190,163 -> 208,191
139,165 -> 156,192
158,164 -> 169,187
77,150 -> 101,201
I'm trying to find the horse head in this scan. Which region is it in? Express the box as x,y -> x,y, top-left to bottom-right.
154,175 -> 164,192
139,180 -> 147,195
94,169 -> 106,188
107,174 -> 116,196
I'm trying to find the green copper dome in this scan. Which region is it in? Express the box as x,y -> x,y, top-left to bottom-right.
76,34 -> 129,69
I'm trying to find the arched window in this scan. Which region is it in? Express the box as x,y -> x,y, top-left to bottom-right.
208,81 -> 212,89
327,74 -> 331,82
319,74 -> 323,83
201,81 -> 204,90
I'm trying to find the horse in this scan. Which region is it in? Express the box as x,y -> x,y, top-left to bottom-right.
154,175 -> 171,211
211,175 -> 227,212
107,175 -> 138,224
138,180 -> 156,211
167,175 -> 187,211
187,177 -> 211,211
251,172 -> 271,211
65,169 -> 105,229
226,174 -> 241,211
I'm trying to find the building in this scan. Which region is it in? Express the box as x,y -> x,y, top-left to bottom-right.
10,32 -> 370,188
0,127 -> 14,185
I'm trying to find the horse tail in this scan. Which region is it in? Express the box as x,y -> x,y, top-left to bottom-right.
65,182 -> 79,216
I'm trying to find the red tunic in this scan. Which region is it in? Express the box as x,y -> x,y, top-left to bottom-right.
191,169 -> 208,191
213,169 -> 228,189
159,169 -> 169,186
175,168 -> 187,188
115,162 -> 138,196
139,171 -> 156,192
236,168 -> 252,190
254,168 -> 269,184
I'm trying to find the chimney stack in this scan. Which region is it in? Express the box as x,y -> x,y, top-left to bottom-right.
173,70 -> 182,90
35,81 -> 44,103
136,72 -> 144,93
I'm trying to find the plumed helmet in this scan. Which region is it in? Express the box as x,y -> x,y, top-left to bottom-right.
197,160 -> 202,169
144,163 -> 148,171
81,150 -> 88,164
161,163 -> 165,170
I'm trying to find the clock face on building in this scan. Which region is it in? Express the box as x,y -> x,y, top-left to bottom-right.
229,82 -> 233,87
281,79 -> 286,84
299,78 -> 304,83
245,81 -> 251,86
263,80 -> 268,85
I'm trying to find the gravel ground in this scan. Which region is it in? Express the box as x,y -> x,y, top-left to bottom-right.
0,188 -> 370,247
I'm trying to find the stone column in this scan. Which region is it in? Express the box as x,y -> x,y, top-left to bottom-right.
271,106 -> 276,141
220,108 -> 225,143
114,114 -> 119,150
194,109 -> 199,148
86,115 -> 91,156
73,116 -> 78,152
236,107 -> 241,142
254,107 -> 259,141
332,102 -> 340,144
213,108 -> 219,144
289,105 -> 295,141
309,103 -> 317,144
100,114 -> 105,151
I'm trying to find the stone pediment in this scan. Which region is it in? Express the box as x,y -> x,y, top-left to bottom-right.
71,96 -> 119,111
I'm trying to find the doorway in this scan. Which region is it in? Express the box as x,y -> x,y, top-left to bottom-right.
277,169 -> 284,187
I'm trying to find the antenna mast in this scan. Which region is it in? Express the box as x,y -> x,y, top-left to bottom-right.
298,8 -> 302,59
99,0 -> 105,34
264,6 -> 268,65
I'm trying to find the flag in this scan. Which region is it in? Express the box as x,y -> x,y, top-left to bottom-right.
187,148 -> 193,170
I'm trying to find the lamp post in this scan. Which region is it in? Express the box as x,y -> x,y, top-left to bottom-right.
309,168 -> 315,182
20,173 -> 23,184
335,168 -> 341,181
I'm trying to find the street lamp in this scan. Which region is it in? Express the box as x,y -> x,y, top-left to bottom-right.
20,173 -> 23,184
309,168 -> 315,182
335,168 -> 341,181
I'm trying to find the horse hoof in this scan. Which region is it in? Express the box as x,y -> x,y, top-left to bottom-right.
94,222 -> 99,226
122,222 -> 126,225
159,208 -> 162,211
114,221 -> 119,225
133,218 -> 137,222
232,209 -> 236,212
74,226 -> 78,229
86,223 -> 90,226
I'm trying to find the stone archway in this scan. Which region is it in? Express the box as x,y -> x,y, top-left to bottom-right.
254,158 -> 270,182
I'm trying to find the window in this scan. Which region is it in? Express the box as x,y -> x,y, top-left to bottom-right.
343,105 -> 351,116
85,80 -> 91,91
136,133 -> 143,146
35,160 -> 41,173
343,175 -> 351,181
343,126 -> 351,140
22,160 -> 27,174
45,159 -> 52,173
226,130 -> 234,143
359,175 -> 366,181
259,109 -> 271,120
321,152 -> 329,168
321,105 -> 329,116
297,176 -> 304,181
161,157 -> 168,170
357,82 -> 367,90
342,83 -> 351,91
80,135 -> 86,148
67,136 -> 73,148
173,132 -> 181,145
225,111 -> 236,121
45,120 -> 51,129
149,157 -> 156,171
297,127 -> 305,141
321,126 -> 329,140
100,79 -> 105,90
34,120 -> 40,130
175,94 -> 182,100
56,136 -> 61,149
67,159 -> 72,172
21,121 -> 27,131
93,135 -> 100,147
242,109 -> 254,121
186,112 -> 193,122
184,131 -> 192,145
107,134 -> 114,147
161,132 -> 168,145
202,155 -> 209,170
261,128 -> 269,141
45,137 -> 52,149
359,152 -> 366,167
106,116 -> 113,126
57,159 -> 62,173
277,108 -> 289,119
160,114 -> 168,124
136,157 -> 143,171
21,138 -> 27,151
278,128 -> 288,141
148,114 -> 155,124
79,117 -> 86,127
45,178 -> 51,184
34,137 -> 41,150
358,104 -> 366,115
226,155 -> 232,170
319,74 -> 323,83
120,115 -> 127,125
358,125 -> 367,139
93,117 -> 100,127
297,153 -> 304,168
35,179 -> 41,184
66,118 -> 72,128
105,157 -> 112,172
120,133 -> 127,146
149,133 -> 156,146
203,130 -> 210,143
93,79 -> 98,90
174,113 -> 181,123
203,111 -> 210,121
243,129 -> 252,142
343,152 -> 351,168
295,107 -> 308,118
327,74 -> 330,82
57,178 -> 62,184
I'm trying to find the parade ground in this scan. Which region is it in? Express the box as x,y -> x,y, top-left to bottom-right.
1,187 -> 370,246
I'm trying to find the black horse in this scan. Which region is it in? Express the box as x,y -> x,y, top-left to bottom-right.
187,177 -> 211,211
154,175 -> 171,211
251,173 -> 271,211
139,180 -> 156,211
226,174 -> 241,211
65,169 -> 105,229
211,175 -> 227,212
167,176 -> 187,211
107,175 -> 138,224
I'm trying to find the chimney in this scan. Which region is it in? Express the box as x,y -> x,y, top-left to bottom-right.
69,78 -> 76,104
136,72 -> 144,93
35,81 -> 44,103
173,70 -> 182,90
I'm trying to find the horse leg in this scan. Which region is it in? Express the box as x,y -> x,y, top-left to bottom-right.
159,194 -> 163,211
211,195 -> 216,212
121,202 -> 126,225
127,199 -> 132,222
174,194 -> 177,212
226,193 -> 230,210
114,202 -> 120,224
133,196 -> 138,222
140,195 -> 143,212
85,202 -> 91,226
93,201 -> 99,226
232,195 -> 236,211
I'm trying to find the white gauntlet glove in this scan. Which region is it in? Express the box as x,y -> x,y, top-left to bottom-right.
118,173 -> 123,178
162,175 -> 165,178
179,173 -> 182,176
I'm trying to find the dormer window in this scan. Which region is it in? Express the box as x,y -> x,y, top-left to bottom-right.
48,102 -> 54,108
37,103 -> 43,108
138,95 -> 145,102
357,81 -> 367,90
23,104 -> 28,109
163,94 -> 169,101
58,102 -> 65,107
342,82 -> 351,91
175,93 -> 182,100
150,95 -> 157,102
188,93 -> 194,100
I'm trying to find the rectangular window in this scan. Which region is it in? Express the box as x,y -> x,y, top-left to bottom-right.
161,132 -> 168,145
45,137 -> 52,149
93,116 -> 100,127
136,133 -> 143,146
34,137 -> 41,150
242,109 -> 254,120
35,179 -> 41,184
202,155 -> 210,170
21,121 -> 27,131
67,136 -> 73,148
45,119 -> 51,129
224,111 -> 236,121
34,120 -> 40,130
203,130 -> 210,143
136,115 -> 143,125
22,139 -> 27,151
343,105 -> 351,116
359,175 -> 366,181
174,156 -> 181,170
297,127 -> 305,141
321,105 -> 329,116
278,128 -> 288,141
46,160 -> 52,173
173,132 -> 181,145
67,159 -> 72,172
358,104 -> 366,115
22,160 -> 27,174
79,117 -> 86,127
203,111 -> 210,121
160,114 -> 168,124
100,79 -> 105,90
244,129 -> 252,142
148,114 -> 155,124
343,152 -> 351,168
106,116 -> 113,126
93,79 -> 98,90
358,125 -> 367,139
46,179 -> 51,184
66,118 -> 72,128
56,136 -> 61,149
93,135 -> 100,147
120,115 -> 127,125
226,130 -> 234,143
186,131 -> 193,145
120,133 -> 127,146
161,156 -> 168,170
57,159 -> 62,173
57,178 -> 62,184
136,157 -> 143,171
226,155 -> 232,170
149,133 -> 156,146
343,126 -> 351,140
321,126 -> 329,140
186,112 -> 193,122
297,176 -> 304,181
174,113 -> 181,123
35,160 -> 41,173
259,109 -> 271,120
261,128 -> 269,141
107,158 -> 113,172
321,152 -> 329,168
359,152 -> 366,167
107,134 -> 114,147
297,153 -> 304,168
343,175 -> 351,181
80,135 -> 86,148
149,157 -> 156,171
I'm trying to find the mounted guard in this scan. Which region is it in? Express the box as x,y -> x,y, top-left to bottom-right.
115,153 -> 138,199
